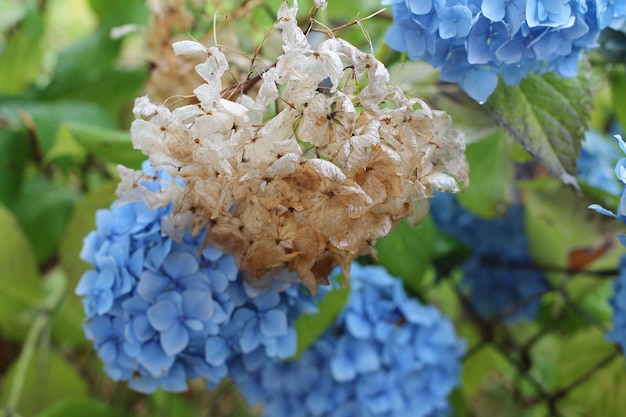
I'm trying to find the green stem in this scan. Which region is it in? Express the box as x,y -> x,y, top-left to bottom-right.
4,277 -> 66,417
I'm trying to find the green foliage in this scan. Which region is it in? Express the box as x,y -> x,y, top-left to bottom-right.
0,349 -> 89,416
11,177 -> 79,265
34,399 -> 116,417
59,180 -> 118,288
67,123 -> 146,168
374,218 -> 436,294
0,204 -> 42,336
522,178 -> 620,271
0,124 -> 29,206
456,130 -> 513,218
610,68 -> 626,130
0,3 -> 44,93
484,65 -> 593,187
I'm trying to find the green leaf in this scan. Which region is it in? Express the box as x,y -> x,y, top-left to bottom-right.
59,180 -> 117,289
484,66 -> 593,187
0,349 -> 88,416
35,399 -> 115,417
456,130 -> 513,218
0,4 -> 44,93
522,178 -> 622,271
0,124 -> 29,206
88,0 -> 148,27
563,350 -> 626,417
44,268 -> 88,346
66,123 -> 145,168
11,177 -> 80,265
41,29 -> 122,100
42,0 -> 148,100
67,68 -> 148,118
292,282 -> 350,359
0,100 -> 115,154
610,68 -> 626,130
0,204 -> 41,334
374,218 -> 436,294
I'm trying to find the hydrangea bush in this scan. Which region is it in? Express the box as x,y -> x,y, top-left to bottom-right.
383,0 -> 626,102
430,193 -> 549,322
233,263 -> 466,417
5,0 -> 626,415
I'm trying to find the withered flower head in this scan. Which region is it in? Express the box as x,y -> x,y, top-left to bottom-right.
117,0 -> 469,294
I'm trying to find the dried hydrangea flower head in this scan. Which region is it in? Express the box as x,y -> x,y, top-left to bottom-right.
117,0 -> 469,293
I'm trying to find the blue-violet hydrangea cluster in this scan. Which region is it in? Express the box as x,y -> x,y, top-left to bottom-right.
233,263 -> 465,417
430,194 -> 549,322
383,0 -> 626,102
76,162 -> 323,393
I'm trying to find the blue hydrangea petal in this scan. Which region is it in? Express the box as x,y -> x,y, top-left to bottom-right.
138,340 -> 175,377
137,270 -> 170,302
163,252 -> 199,278
205,336 -> 229,366
182,290 -> 214,320
160,323 -> 189,355
259,309 -> 288,337
147,299 -> 179,332
345,311 -> 371,338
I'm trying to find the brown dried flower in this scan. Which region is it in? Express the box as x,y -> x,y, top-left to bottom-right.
117,0 -> 469,294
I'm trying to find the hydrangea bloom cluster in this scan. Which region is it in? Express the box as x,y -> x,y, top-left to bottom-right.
76,162 -> 324,393
577,129 -> 622,196
430,194 -> 549,322
116,0 -> 468,293
233,263 -> 465,417
383,0 -> 626,102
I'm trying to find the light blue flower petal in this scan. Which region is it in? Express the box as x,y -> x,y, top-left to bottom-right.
147,300 -> 178,331
160,323 -> 189,355
205,336 -> 229,366
260,309 -> 288,337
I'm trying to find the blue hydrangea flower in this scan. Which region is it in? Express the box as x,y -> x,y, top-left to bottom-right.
383,0 -> 626,102
233,263 -> 465,417
430,193 -> 549,322
77,161 -> 323,392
